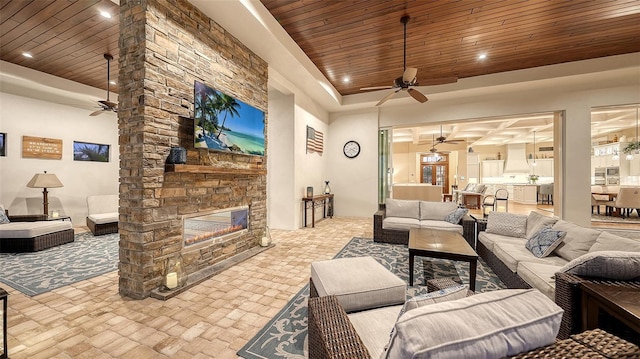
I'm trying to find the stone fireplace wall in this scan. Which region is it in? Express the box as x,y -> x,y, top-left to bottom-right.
119,0 -> 268,299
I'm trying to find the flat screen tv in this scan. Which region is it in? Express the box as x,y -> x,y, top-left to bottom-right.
194,81 -> 265,156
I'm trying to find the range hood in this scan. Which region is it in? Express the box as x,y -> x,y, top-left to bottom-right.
503,143 -> 531,173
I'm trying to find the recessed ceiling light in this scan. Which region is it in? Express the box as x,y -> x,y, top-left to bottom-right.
100,10 -> 112,19
22,52 -> 33,58
478,53 -> 487,60
343,76 -> 351,83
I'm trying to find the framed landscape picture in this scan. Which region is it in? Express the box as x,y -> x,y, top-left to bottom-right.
73,141 -> 110,162
0,133 -> 5,156
193,81 -> 265,157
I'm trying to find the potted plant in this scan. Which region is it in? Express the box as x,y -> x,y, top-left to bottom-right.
623,141 -> 640,154
528,174 -> 539,184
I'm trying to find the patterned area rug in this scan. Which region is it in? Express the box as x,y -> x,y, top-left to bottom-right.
237,237 -> 505,359
0,232 -> 118,296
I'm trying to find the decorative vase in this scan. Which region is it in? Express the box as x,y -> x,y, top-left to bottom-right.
306,186 -> 313,198
167,146 -> 187,164
163,255 -> 187,290
324,181 -> 331,194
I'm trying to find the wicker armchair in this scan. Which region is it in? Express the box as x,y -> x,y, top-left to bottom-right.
307,294 -> 640,359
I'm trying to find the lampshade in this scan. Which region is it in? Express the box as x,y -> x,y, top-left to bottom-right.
27,172 -> 63,188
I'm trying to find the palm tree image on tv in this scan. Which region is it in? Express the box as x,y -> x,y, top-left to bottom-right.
194,81 -> 265,156
73,141 -> 110,162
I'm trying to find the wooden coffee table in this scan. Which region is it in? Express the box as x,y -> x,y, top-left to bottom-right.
408,228 -> 478,291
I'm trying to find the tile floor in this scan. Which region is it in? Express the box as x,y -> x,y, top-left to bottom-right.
4,216 -> 372,358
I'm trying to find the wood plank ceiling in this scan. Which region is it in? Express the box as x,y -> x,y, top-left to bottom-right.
0,0 -> 638,98
261,0 -> 640,95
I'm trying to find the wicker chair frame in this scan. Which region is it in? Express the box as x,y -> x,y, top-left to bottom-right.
86,217 -> 118,236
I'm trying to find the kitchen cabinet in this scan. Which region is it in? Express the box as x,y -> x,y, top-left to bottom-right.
512,184 -> 537,204
482,160 -> 504,178
528,159 -> 553,177
467,153 -> 479,181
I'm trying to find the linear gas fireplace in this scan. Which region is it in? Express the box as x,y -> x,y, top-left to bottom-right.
183,206 -> 249,246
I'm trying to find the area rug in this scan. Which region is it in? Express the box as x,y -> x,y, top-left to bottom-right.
237,237 -> 505,359
0,232 -> 119,296
591,213 -> 640,224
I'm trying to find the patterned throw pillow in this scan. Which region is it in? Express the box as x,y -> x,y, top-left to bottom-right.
525,226 -> 566,258
0,205 -> 9,224
559,251 -> 640,280
485,212 -> 528,238
444,208 -> 468,224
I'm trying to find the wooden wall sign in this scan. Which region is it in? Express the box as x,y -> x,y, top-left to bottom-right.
22,136 -> 63,159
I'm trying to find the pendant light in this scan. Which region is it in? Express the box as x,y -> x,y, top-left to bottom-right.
532,131 -> 537,167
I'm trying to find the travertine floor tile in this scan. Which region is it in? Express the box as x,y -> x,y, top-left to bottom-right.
4,217 -> 370,358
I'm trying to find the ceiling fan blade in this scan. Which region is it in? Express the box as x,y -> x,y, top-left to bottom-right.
360,86 -> 393,91
408,88 -> 428,103
90,109 -> 105,116
376,89 -> 401,106
402,67 -> 418,83
99,100 -> 117,108
420,77 -> 459,86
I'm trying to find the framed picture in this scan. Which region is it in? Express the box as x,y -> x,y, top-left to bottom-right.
0,133 -> 5,156
73,141 -> 110,162
193,80 -> 265,157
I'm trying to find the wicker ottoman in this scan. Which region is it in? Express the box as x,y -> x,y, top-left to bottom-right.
310,256 -> 406,313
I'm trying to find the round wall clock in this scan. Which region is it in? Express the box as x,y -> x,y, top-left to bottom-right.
343,140 -> 361,158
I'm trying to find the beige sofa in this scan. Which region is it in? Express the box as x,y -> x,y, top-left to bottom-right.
373,199 -> 472,245
0,205 -> 74,252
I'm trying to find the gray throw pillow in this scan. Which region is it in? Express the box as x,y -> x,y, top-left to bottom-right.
559,251 -> 640,280
525,226 -> 566,258
485,212 -> 528,238
444,207 -> 468,224
552,220 -> 601,261
525,211 -> 558,239
0,205 -> 9,224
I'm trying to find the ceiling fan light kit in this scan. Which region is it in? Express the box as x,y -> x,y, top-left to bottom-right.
360,15 -> 457,106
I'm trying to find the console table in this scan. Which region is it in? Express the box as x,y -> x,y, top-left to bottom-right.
580,281 -> 640,339
302,194 -> 334,228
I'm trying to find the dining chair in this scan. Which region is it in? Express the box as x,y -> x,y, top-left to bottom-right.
604,187 -> 640,217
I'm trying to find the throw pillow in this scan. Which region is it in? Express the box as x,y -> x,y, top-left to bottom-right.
525,226 -> 566,258
551,220 -> 601,261
382,289 -> 563,359
558,251 -> 640,280
485,212 -> 528,238
525,211 -> 558,239
385,198 -> 419,219
0,205 -> 9,224
589,232 -> 640,253
444,207 -> 468,224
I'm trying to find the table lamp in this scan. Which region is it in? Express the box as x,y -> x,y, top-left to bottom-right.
26,171 -> 63,216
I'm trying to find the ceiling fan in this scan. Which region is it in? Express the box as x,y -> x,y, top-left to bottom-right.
433,125 -> 462,145
360,15 -> 458,106
428,134 -> 450,154
90,53 -> 117,116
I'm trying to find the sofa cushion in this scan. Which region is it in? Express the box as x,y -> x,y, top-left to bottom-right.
525,226 -> 566,258
87,213 -> 118,225
558,251 -> 640,280
478,232 -> 524,252
382,217 -> 420,231
419,201 -> 458,220
444,207 -> 468,224
383,289 -> 563,359
385,198 -> 419,219
402,284 -> 469,313
486,212 -> 528,238
525,211 -> 558,239
589,232 -> 640,253
552,220 -> 601,261
310,256 -> 406,313
348,304 -> 402,359
419,220 -> 463,234
517,262 -> 562,300
493,242 -> 568,273
0,221 -> 72,238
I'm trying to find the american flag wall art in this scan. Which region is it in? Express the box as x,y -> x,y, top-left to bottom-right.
306,126 -> 323,154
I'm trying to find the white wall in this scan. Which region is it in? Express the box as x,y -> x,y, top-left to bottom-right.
328,109 -> 379,217
0,92 -> 119,224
